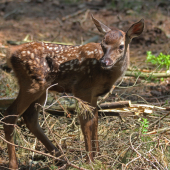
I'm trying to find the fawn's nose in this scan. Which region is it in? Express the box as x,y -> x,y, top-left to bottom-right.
101,58 -> 113,67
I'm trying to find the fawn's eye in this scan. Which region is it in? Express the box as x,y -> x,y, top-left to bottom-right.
119,45 -> 124,50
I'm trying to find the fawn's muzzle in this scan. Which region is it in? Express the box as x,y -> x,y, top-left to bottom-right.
100,58 -> 113,69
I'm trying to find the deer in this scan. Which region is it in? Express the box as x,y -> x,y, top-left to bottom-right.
3,15 -> 144,169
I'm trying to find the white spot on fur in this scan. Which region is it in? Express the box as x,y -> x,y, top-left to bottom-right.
94,49 -> 98,54
31,53 -> 34,59
34,48 -> 37,53
28,60 -> 32,64
21,51 -> 26,56
52,52 -> 55,57
44,62 -> 46,66
80,58 -> 85,63
36,58 -> 40,63
86,51 -> 94,56
99,50 -> 103,54
61,56 -> 66,60
27,51 -> 30,55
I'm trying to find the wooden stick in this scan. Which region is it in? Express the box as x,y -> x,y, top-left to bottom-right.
99,101 -> 131,109
125,70 -> 170,78
147,127 -> 170,134
148,112 -> 170,128
62,9 -> 87,21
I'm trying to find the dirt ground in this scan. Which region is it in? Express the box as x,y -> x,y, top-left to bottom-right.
0,0 -> 170,169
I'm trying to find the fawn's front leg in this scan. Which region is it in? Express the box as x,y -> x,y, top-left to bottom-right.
78,108 -> 99,162
77,96 -> 99,162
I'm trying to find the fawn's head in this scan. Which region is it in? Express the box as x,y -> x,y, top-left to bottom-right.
92,15 -> 144,69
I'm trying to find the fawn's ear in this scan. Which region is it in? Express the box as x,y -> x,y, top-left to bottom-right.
126,19 -> 144,42
91,15 -> 111,34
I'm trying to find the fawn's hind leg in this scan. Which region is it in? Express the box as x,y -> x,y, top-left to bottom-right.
22,92 -> 61,156
3,89 -> 45,169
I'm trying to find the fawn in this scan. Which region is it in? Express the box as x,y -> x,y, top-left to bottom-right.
3,15 -> 144,168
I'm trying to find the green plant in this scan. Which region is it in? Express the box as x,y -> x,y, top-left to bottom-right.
139,118 -> 149,134
146,51 -> 170,69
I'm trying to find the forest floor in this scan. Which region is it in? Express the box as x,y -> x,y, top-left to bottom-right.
0,0 -> 170,169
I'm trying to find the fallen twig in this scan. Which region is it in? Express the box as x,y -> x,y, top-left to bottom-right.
147,127 -> 170,134
62,9 -> 87,21
99,101 -> 131,109
125,70 -> 170,79
98,86 -> 115,105
148,112 -> 170,128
